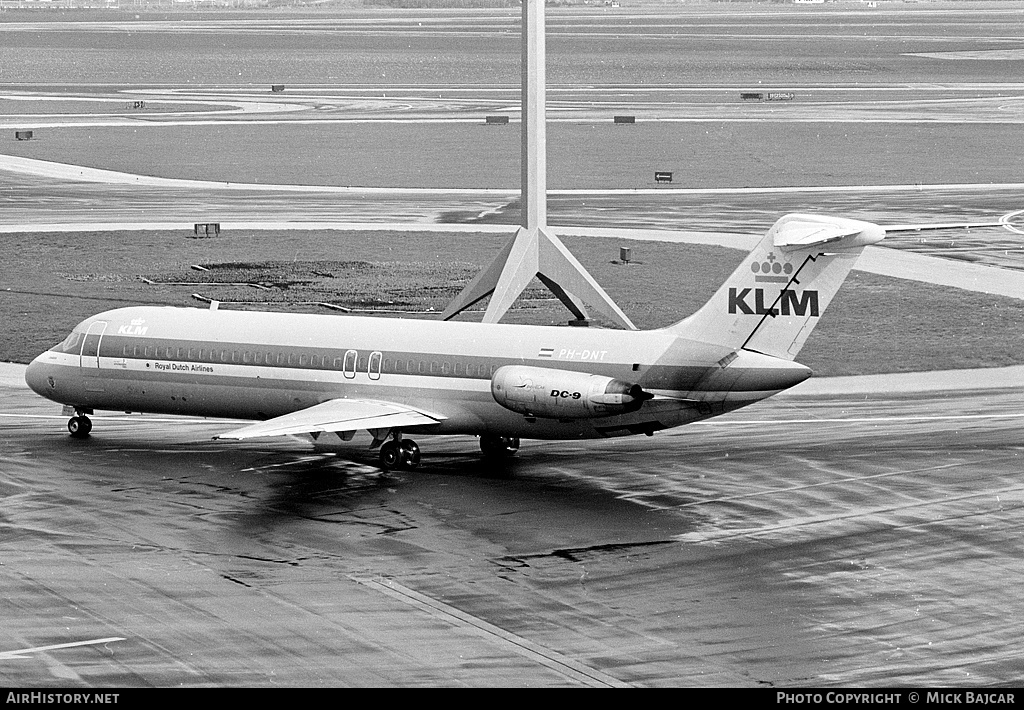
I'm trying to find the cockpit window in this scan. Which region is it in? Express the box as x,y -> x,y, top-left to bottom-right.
53,331 -> 83,354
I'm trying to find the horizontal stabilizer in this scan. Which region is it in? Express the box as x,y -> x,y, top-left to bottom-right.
772,214 -> 885,252
215,398 -> 446,440
665,213 -> 884,360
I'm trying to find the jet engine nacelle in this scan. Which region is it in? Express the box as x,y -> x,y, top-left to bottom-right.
491,365 -> 652,419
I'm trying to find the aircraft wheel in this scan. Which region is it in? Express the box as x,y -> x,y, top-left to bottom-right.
399,440 -> 421,469
480,434 -> 519,458
379,440 -> 401,471
68,415 -> 92,439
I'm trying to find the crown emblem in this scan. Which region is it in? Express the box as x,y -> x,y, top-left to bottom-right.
752,252 -> 793,282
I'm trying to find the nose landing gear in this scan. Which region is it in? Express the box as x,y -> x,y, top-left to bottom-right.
67,414 -> 92,439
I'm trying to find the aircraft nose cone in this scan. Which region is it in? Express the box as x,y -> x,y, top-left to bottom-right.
25,354 -> 55,399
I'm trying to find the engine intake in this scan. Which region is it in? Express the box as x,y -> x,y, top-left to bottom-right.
491,365 -> 652,419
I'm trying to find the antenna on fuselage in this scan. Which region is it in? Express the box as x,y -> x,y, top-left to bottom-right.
440,0 -> 636,330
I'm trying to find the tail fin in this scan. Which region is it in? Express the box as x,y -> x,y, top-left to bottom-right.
666,214 -> 884,360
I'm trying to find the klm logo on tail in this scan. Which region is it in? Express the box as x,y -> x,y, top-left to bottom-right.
728,288 -> 820,317
666,214 -> 884,360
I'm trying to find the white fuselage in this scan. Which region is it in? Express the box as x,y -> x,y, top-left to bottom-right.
25,306 -> 811,440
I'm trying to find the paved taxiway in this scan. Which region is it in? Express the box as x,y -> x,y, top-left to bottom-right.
2,153 -> 1023,281
3,7 -> 1023,686
2,362 -> 1023,686
5,82 -> 1024,128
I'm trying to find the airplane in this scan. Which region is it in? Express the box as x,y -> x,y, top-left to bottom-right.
24,213 -> 884,471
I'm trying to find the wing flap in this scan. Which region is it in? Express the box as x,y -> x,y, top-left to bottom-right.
215,398 -> 446,440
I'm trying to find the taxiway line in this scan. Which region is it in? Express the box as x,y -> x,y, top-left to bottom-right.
0,637 -> 127,662
669,457 -> 1017,511
4,154 -> 1024,197
352,576 -> 630,688
679,483 -> 1024,544
7,116 -> 1024,128
697,413 -> 1024,425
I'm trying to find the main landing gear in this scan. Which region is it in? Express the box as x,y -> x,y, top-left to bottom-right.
377,435 -> 519,471
479,434 -> 520,458
378,438 -> 421,471
67,413 -> 92,439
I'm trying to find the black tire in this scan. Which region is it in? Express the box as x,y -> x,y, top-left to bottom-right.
379,441 -> 401,471
400,440 -> 421,469
480,435 -> 519,457
68,415 -> 92,439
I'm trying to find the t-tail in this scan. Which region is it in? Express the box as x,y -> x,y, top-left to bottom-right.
666,214 -> 885,360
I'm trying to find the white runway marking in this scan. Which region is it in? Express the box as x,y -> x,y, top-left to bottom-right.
352,576 -> 630,688
700,413 -> 1024,426
678,484 -> 1024,544
0,637 -> 126,661
999,208 -> 1024,235
4,153 -> 1024,198
906,50 -> 1024,61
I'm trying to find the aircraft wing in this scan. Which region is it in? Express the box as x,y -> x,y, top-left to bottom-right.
215,398 -> 447,440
